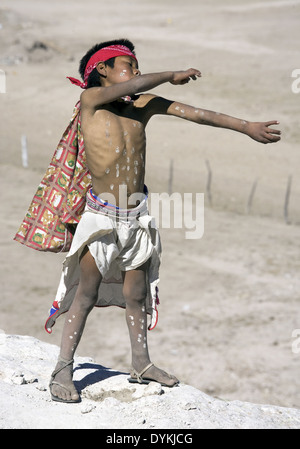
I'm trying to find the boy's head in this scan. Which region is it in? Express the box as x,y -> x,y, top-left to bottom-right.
78,39 -> 137,89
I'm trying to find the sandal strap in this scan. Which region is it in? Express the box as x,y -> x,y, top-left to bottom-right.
50,380 -> 72,391
135,362 -> 154,383
50,357 -> 74,379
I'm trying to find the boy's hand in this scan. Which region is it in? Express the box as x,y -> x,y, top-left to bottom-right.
170,69 -> 201,85
246,121 -> 281,144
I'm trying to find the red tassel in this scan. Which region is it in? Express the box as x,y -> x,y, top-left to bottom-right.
66,76 -> 86,89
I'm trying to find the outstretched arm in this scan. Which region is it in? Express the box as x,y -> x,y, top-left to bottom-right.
147,97 -> 281,144
81,68 -> 201,108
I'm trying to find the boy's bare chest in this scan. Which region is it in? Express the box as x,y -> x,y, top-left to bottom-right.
81,105 -> 147,181
82,105 -> 146,149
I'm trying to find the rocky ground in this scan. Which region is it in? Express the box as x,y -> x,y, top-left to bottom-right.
0,333 -> 300,429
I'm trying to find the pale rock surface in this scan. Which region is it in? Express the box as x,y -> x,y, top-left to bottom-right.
0,333 -> 299,429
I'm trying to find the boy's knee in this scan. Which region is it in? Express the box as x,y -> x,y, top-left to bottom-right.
82,292 -> 98,312
76,282 -> 100,312
123,283 -> 147,305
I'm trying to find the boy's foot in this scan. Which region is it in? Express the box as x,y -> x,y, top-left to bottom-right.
49,357 -> 80,403
128,362 -> 179,387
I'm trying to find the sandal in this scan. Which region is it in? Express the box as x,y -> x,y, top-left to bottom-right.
128,362 -> 179,387
49,357 -> 81,403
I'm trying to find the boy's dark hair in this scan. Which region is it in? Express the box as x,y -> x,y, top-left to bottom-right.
79,39 -> 136,88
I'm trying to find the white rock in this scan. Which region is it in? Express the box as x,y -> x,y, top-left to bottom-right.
132,381 -> 163,399
81,403 -> 96,414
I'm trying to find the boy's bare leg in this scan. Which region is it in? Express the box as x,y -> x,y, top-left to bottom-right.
123,262 -> 178,387
50,248 -> 102,402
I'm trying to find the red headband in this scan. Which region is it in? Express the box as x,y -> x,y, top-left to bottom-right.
67,44 -> 137,89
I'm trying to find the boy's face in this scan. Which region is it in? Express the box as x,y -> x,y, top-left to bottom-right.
104,55 -> 140,85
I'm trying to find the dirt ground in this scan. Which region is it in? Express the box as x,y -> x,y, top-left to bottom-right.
0,0 -> 299,409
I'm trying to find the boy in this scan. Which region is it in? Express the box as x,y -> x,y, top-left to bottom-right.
16,39 -> 281,403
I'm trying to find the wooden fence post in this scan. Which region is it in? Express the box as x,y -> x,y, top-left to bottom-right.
21,134 -> 28,168
205,159 -> 212,206
168,159 -> 174,195
246,178 -> 259,215
284,175 -> 292,224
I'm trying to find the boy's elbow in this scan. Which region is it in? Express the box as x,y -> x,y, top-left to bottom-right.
80,87 -> 106,107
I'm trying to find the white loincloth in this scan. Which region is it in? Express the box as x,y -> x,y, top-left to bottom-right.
45,188 -> 161,333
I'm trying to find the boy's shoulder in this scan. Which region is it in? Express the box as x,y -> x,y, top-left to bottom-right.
133,93 -> 157,106
134,93 -> 172,113
80,86 -> 101,105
